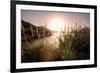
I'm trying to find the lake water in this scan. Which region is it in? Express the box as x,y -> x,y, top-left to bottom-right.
33,32 -> 61,50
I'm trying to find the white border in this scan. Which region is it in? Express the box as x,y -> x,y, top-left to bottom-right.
16,4 -> 95,69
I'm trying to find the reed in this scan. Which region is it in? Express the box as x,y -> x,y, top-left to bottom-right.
58,22 -> 90,60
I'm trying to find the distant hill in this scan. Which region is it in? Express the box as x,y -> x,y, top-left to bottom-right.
21,20 -> 52,42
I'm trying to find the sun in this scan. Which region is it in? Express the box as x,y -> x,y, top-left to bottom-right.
48,18 -> 65,32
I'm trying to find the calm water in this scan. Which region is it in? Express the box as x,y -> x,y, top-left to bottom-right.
33,32 -> 61,49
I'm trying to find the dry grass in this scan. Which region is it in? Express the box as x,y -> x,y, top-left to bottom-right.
58,23 -> 90,60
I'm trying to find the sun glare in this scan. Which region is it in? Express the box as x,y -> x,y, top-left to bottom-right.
48,18 -> 65,32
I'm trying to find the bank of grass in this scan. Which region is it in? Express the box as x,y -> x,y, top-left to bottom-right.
58,23 -> 90,60
21,20 -> 49,62
21,42 -> 43,62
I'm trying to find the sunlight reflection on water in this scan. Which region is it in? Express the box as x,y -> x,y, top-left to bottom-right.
44,32 -> 61,49
34,32 -> 61,49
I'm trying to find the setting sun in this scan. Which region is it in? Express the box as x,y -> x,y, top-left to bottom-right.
48,18 -> 65,32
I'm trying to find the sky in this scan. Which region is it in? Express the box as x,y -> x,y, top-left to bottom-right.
21,10 -> 90,31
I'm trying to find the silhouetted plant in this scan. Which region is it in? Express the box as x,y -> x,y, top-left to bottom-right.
58,22 -> 90,60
